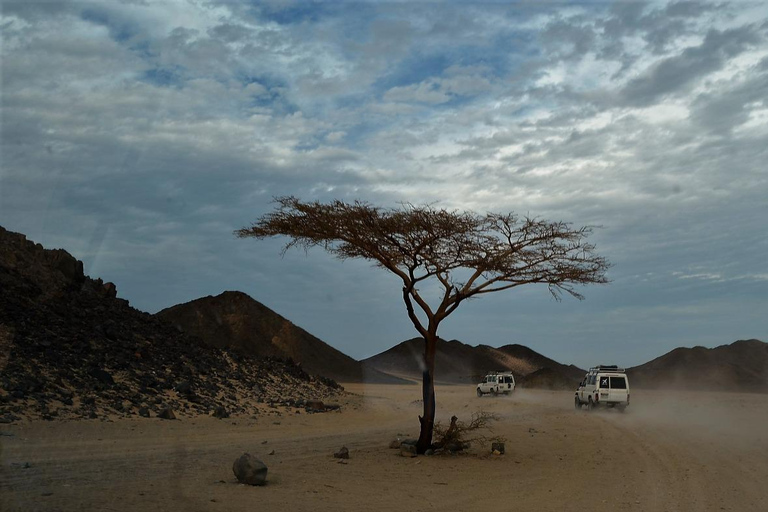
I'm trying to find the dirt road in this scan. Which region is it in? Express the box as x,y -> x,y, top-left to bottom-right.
2,385 -> 767,511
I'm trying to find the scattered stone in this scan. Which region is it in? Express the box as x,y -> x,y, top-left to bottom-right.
400,444 -> 417,458
89,369 -> 114,386
491,442 -> 505,454
333,446 -> 349,459
492,450 -> 501,456
305,400 -> 325,412
268,450 -> 275,455
0,413 -> 21,424
389,439 -> 402,449
261,440 -> 268,444
232,453 -> 268,486
424,449 -> 435,456
445,442 -> 463,453
212,406 -> 229,419
157,407 -> 176,420
174,381 -> 192,395
138,407 -> 151,418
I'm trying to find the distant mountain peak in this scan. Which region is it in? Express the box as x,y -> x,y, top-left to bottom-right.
156,291 -> 406,384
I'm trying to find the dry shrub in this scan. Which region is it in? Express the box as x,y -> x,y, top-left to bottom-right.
432,411 -> 506,450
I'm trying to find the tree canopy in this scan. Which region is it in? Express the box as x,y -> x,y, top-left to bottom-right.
237,196 -> 609,340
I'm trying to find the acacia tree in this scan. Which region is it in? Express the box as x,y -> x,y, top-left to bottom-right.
237,196 -> 609,453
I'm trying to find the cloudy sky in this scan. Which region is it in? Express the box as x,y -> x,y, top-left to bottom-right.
2,0 -> 767,369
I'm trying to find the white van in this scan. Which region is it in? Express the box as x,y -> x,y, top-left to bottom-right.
575,365 -> 629,411
477,372 -> 516,397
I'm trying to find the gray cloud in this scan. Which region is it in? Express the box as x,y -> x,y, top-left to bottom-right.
620,25 -> 762,106
1,1 -> 767,366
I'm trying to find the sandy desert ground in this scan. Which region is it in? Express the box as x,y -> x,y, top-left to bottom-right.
2,384 -> 767,512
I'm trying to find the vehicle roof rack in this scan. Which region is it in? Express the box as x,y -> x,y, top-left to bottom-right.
588,365 -> 626,373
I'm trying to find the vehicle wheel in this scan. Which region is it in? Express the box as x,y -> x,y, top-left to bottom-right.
477,388 -> 483,397
491,388 -> 497,396
587,397 -> 594,411
574,397 -> 581,410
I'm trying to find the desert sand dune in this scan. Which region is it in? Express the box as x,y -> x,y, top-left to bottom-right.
2,384 -> 767,512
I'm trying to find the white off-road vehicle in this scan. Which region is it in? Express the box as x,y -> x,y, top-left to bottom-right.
476,371 -> 516,397
575,365 -> 630,411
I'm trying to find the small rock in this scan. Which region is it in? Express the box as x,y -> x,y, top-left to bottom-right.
492,450 -> 501,456
157,407 -> 176,420
400,444 -> 417,458
232,453 -> 268,486
445,442 -> 463,453
491,442 -> 505,454
138,407 -> 151,418
90,369 -> 114,386
174,381 -> 192,395
305,400 -> 325,412
333,446 -> 349,459
389,439 -> 402,449
424,449 -> 434,456
268,450 -> 275,455
212,406 -> 229,419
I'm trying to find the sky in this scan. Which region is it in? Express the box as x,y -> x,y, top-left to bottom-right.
1,0 -> 767,369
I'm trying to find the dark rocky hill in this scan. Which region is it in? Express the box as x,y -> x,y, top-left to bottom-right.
156,291 -> 406,384
627,339 -> 768,392
363,337 -> 584,389
0,225 -> 343,422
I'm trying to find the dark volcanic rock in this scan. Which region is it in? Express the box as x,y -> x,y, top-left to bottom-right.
0,225 -> 344,420
212,406 -> 229,419
232,453 -> 267,486
157,407 -> 176,420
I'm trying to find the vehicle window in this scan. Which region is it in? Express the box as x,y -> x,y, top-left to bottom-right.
610,377 -> 627,389
599,376 -> 609,388
589,375 -> 596,385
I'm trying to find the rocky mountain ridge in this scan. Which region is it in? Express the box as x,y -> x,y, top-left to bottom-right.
0,225 -> 343,422
627,339 -> 768,392
157,291 -> 405,384
362,337 -> 584,389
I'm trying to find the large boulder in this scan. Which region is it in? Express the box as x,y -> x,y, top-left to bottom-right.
233,453 -> 268,486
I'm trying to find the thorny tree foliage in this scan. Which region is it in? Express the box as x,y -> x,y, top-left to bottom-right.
433,411 -> 505,451
237,196 -> 609,338
237,196 -> 610,452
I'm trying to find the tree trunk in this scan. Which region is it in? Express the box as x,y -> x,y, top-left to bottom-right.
416,332 -> 438,454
